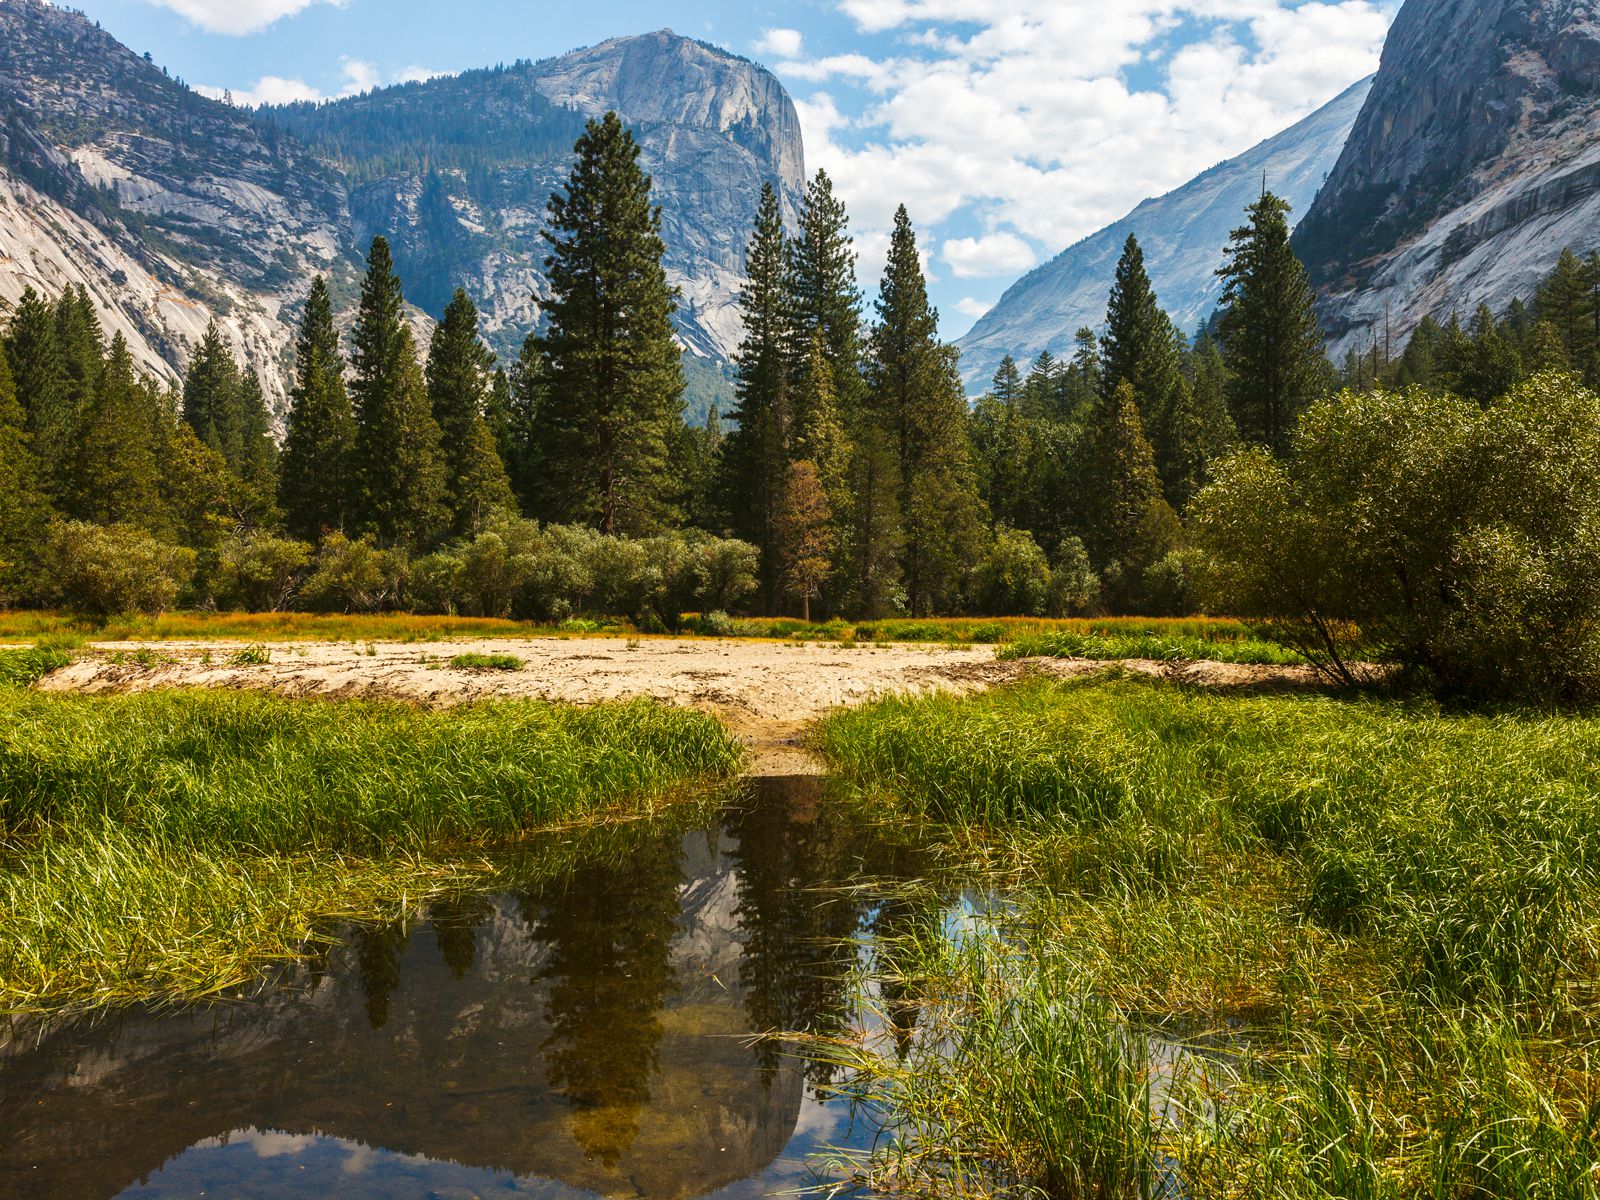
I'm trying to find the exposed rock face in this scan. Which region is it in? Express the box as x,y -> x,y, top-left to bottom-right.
0,4 -> 806,421
1295,0 -> 1600,356
955,79 -> 1372,392
0,0 -> 349,414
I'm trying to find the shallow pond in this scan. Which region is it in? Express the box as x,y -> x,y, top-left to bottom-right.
0,777 -> 957,1200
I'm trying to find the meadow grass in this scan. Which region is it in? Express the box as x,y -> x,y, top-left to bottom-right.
450,652 -> 524,671
997,628 -> 1304,665
0,651 -> 742,1012
813,676 -> 1600,1196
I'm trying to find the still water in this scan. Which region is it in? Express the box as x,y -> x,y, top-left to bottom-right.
0,777 -> 952,1200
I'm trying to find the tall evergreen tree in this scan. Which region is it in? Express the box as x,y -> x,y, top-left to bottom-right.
70,333 -> 168,535
1534,248 -> 1597,373
786,169 -> 866,413
426,288 -> 514,532
53,285 -> 104,422
1163,330 -> 1239,513
1215,192 -> 1327,453
532,112 -> 685,535
504,333 -> 544,513
721,181 -> 792,610
279,276 -> 357,541
775,459 -> 834,621
5,287 -> 71,499
1100,235 -> 1184,429
0,348 -> 49,602
182,322 -> 278,519
1082,381 -> 1180,608
866,207 -> 987,614
845,425 -> 904,618
791,332 -> 852,518
349,236 -> 448,549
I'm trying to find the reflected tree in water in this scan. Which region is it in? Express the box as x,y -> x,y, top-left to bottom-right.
727,778 -> 898,1091
355,920 -> 411,1031
429,893 -> 495,980
532,829 -> 684,1167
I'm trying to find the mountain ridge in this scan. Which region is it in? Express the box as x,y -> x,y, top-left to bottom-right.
0,4 -> 805,422
955,77 -> 1373,391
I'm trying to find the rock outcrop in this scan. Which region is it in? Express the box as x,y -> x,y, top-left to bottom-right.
955,79 -> 1371,392
1294,0 -> 1600,357
0,4 -> 806,421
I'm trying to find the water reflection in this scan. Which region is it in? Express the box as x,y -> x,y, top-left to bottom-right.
0,777 -> 937,1200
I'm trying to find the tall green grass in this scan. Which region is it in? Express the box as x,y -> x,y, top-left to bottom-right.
0,688 -> 741,1012
812,677 -> 1600,1196
998,629 -> 1303,665
818,678 -> 1600,1003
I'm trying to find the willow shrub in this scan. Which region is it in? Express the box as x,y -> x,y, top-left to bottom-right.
1193,373 -> 1600,702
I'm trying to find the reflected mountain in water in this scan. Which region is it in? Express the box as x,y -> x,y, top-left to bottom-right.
0,778 -> 931,1200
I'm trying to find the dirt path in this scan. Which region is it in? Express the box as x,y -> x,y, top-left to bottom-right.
37,638 -> 1320,774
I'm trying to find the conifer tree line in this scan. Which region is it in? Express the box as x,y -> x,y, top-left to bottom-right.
4,106 -> 1596,622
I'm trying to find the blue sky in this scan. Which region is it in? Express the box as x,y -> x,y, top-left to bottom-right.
67,0 -> 1398,341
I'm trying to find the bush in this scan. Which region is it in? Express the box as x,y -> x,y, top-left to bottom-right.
970,528 -> 1053,616
1195,374 -> 1600,702
207,532 -> 312,613
299,533 -> 407,614
46,520 -> 196,620
1048,537 -> 1100,617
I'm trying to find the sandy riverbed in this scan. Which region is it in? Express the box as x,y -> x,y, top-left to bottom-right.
37,638 -> 1319,774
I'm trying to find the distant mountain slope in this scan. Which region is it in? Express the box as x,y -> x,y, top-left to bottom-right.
955,78 -> 1372,392
265,29 -> 807,409
0,5 -> 805,422
1294,0 -> 1600,358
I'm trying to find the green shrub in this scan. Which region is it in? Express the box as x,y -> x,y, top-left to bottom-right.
449,653 -> 523,671
206,531 -> 312,613
45,520 -> 196,619
1195,375 -> 1600,701
970,527 -> 1053,617
299,532 -> 407,614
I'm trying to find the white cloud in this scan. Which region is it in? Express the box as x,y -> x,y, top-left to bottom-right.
783,1 -> 1394,296
203,56 -> 450,108
942,233 -> 1038,278
754,28 -> 805,59
956,296 -> 994,319
139,0 -> 345,36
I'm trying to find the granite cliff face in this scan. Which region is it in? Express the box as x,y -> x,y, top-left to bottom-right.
955,78 -> 1372,392
0,4 -> 806,420
1294,0 -> 1600,356
0,0 -> 349,413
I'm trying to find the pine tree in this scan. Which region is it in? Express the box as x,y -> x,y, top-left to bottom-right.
426,288 -> 514,532
720,181 -> 793,609
792,332 -> 852,515
1082,382 -> 1179,605
349,236 -> 448,549
4,287 -> 72,499
971,354 -> 1036,532
182,322 -> 278,520
53,286 -> 104,422
775,460 -> 834,621
866,207 -> 987,614
504,333 -> 544,513
1163,330 -> 1239,512
532,112 -> 685,535
786,169 -> 866,413
0,348 -> 49,602
845,425 -> 904,618
279,276 -> 356,541
70,333 -> 169,535
485,367 -> 516,482
1215,193 -> 1327,453
1534,248 -> 1597,371
1100,235 -> 1184,428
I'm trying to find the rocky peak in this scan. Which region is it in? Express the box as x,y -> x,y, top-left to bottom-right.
1296,0 -> 1600,294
